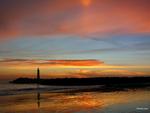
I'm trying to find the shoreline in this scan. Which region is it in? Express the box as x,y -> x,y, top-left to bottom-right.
7,76 -> 150,95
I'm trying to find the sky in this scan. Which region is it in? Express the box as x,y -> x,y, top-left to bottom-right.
0,0 -> 150,79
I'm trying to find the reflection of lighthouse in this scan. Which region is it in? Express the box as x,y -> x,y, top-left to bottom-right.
37,68 -> 40,84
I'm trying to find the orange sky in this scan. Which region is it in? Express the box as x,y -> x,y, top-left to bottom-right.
0,58 -> 149,79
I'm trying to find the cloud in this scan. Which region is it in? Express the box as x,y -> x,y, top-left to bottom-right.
0,58 -> 103,66
0,0 -> 149,39
0,58 -> 148,78
99,70 -> 146,76
67,69 -> 147,78
1,58 -> 150,69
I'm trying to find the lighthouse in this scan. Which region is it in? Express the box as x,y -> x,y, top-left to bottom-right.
37,68 -> 40,108
37,68 -> 40,83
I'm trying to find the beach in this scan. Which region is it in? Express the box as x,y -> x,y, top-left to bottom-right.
0,81 -> 150,113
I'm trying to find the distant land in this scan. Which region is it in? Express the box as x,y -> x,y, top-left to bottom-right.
11,77 -> 150,90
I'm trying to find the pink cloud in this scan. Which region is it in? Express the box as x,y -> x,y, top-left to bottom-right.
0,0 -> 149,39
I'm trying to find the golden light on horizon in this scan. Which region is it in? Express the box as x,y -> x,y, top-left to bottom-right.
81,0 -> 91,7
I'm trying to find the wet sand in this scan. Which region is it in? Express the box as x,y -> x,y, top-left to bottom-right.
0,89 -> 150,113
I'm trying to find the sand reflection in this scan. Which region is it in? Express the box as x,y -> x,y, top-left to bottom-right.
0,89 -> 150,113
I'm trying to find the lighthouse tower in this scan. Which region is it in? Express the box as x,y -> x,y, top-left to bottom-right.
37,68 -> 40,83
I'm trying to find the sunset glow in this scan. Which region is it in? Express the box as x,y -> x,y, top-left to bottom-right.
0,0 -> 150,79
81,0 -> 91,7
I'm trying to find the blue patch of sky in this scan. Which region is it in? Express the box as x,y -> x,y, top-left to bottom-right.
0,34 -> 150,66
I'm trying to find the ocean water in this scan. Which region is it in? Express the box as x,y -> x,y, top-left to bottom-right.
0,80 -> 101,96
0,80 -> 150,113
0,80 -> 38,96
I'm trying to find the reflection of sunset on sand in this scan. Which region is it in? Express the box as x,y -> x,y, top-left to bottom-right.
0,90 -> 150,113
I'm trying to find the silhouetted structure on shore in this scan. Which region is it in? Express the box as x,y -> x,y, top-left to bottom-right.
11,76 -> 150,88
37,68 -> 40,84
36,68 -> 41,108
10,68 -> 150,90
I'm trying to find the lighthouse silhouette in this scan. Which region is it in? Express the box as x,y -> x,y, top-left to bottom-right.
37,68 -> 40,84
37,68 -> 41,108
